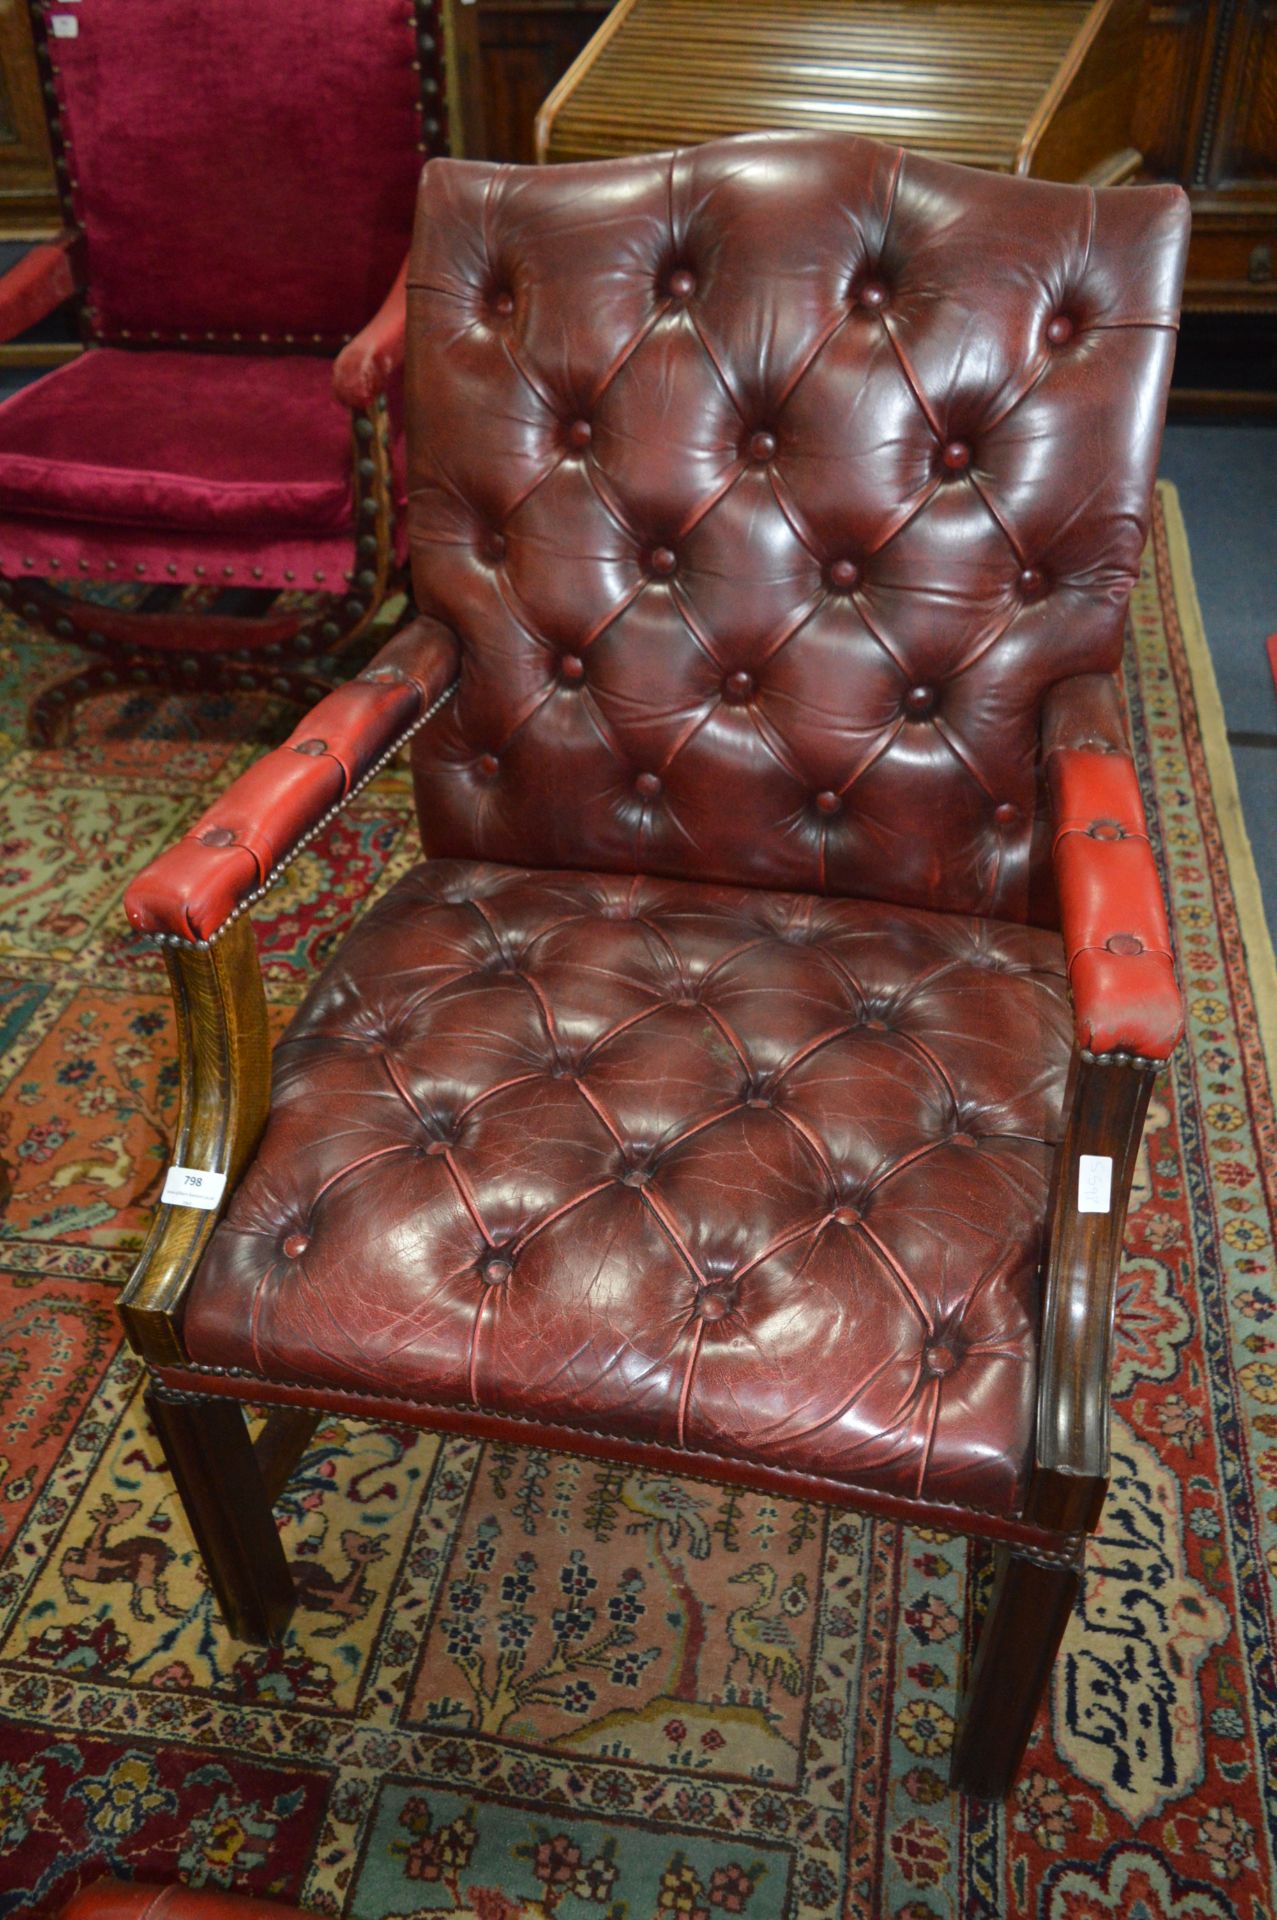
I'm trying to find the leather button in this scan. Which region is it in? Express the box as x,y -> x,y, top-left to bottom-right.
567,419 -> 592,449
746,1095 -> 771,1110
1089,821 -> 1124,841
858,280 -> 888,309
748,431 -> 777,462
815,790 -> 841,815
994,802 -> 1019,826
829,559 -> 860,590
620,1165 -> 651,1188
482,531 -> 506,564
1046,314 -> 1074,346
952,1131 -> 978,1147
724,669 -> 754,703
1106,933 -> 1144,956
1019,567 -> 1045,596
668,269 -> 696,299
560,653 -> 585,683
635,771 -> 662,798
491,291 -> 515,318
283,1233 -> 309,1259
941,441 -> 971,472
833,1205 -> 862,1226
482,1256 -> 512,1285
697,1286 -> 733,1322
904,685 -> 936,718
293,738 -> 327,757
649,547 -> 677,577
425,1140 -> 450,1157
924,1342 -> 957,1376
865,1017 -> 888,1032
200,826 -> 236,848
476,752 -> 500,778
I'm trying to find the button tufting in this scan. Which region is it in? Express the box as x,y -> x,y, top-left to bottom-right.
560,653 -> 586,683
952,1131 -> 978,1147
1018,566 -> 1045,597
567,419 -> 593,449
668,269 -> 696,299
747,1094 -> 772,1110
425,1140 -> 450,1157
697,1286 -> 734,1321
481,531 -> 506,564
620,1165 -> 651,1188
283,1233 -> 309,1259
491,290 -> 515,318
904,685 -> 936,718
924,1342 -> 957,1376
1106,933 -> 1144,956
857,280 -> 889,309
482,1255 -> 512,1285
1089,822 -> 1124,841
1046,314 -> 1074,346
833,1205 -> 862,1226
724,669 -> 754,703
649,547 -> 677,577
200,826 -> 236,848
941,441 -> 971,472
635,771 -> 662,798
815,790 -> 841,815
476,752 -> 500,778
748,431 -> 777,462
829,559 -> 860,590
994,802 -> 1019,827
293,738 -> 327,757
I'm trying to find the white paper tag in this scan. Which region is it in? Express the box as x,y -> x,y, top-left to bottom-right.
49,15 -> 79,36
161,1165 -> 227,1211
1077,1154 -> 1113,1215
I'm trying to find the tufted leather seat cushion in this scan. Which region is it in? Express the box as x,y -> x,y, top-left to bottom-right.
184,859 -> 1072,1519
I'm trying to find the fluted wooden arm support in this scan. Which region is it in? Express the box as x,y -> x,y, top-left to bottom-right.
118,617 -> 459,1363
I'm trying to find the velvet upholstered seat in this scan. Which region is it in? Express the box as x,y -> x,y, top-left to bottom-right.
122,132 -> 1190,1801
0,0 -> 446,739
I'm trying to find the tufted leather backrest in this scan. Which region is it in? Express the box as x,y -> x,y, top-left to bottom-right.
405,133 -> 1188,922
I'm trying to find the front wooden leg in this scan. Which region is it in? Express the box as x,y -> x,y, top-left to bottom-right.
949,1540 -> 1082,1798
145,1381 -> 296,1646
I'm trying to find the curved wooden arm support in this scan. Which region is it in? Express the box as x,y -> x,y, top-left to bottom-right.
1028,1049 -> 1157,1536
118,919 -> 271,1367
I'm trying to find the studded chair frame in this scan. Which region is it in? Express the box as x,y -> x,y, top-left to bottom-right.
120,133 -> 1190,1801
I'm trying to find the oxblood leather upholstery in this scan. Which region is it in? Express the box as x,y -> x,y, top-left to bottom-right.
63,1885 -> 304,1920
184,862 -> 1072,1520
125,137 -> 1190,1589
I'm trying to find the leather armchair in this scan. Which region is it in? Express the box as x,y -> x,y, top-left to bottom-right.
0,0 -> 446,743
120,131 -> 1190,1801
63,1887 -> 305,1920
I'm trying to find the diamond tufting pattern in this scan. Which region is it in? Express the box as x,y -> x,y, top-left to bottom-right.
185,860 -> 1072,1517
405,134 -> 1185,922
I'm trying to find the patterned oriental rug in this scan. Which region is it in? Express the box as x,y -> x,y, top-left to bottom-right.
0,481 -> 1274,1920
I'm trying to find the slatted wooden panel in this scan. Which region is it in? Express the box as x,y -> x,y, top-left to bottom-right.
540,0 -> 1092,170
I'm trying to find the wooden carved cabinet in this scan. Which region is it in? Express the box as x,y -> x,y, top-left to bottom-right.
0,0 -> 57,234
1136,0 -> 1277,309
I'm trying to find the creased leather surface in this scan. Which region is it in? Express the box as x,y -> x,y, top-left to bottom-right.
185,861 -> 1072,1517
406,133 -> 1188,922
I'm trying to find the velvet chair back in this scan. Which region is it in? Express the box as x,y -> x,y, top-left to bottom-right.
406,135 -> 1185,923
42,0 -> 439,345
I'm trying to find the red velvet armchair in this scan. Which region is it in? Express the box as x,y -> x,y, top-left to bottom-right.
121,132 -> 1189,1800
0,0 -> 447,743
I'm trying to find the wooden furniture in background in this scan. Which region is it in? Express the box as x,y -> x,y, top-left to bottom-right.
446,0 -> 611,161
1135,0 -> 1277,313
0,0 -> 57,236
537,0 -> 1146,183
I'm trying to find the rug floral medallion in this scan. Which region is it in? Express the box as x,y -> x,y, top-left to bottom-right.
0,484 -> 1274,1918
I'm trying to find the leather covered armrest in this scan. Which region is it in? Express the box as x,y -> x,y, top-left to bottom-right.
0,231 -> 80,343
1043,673 -> 1183,1061
125,617 -> 459,944
332,258 -> 407,409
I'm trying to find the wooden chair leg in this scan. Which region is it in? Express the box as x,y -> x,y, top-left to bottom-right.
144,1382 -> 296,1646
949,1540 -> 1082,1799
